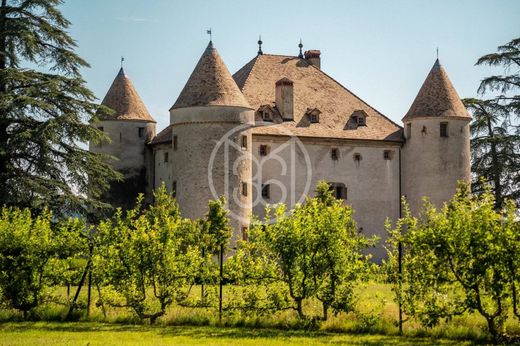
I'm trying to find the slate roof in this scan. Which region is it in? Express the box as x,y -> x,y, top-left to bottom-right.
171,42 -> 251,110
232,54 -> 403,142
100,68 -> 156,122
403,59 -> 470,121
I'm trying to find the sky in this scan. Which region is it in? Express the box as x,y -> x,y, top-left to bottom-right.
61,0 -> 520,132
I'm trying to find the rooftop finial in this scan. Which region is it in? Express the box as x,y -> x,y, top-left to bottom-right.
207,28 -> 212,43
436,47 -> 439,59
298,38 -> 303,58
121,56 -> 124,68
257,35 -> 263,55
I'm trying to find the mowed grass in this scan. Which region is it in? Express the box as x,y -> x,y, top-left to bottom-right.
0,322 -> 474,346
0,281 -> 518,344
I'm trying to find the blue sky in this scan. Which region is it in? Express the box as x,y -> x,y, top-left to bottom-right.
61,0 -> 519,131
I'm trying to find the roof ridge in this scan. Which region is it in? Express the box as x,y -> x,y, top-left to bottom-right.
306,63 -> 403,130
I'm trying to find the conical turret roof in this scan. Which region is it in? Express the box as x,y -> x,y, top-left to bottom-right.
171,42 -> 251,110
100,68 -> 156,122
403,59 -> 470,121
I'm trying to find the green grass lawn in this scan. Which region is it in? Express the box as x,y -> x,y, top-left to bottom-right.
0,281 -> 517,344
0,322 -> 475,346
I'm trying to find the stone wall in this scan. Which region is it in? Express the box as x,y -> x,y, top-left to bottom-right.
402,116 -> 471,214
251,134 -> 401,262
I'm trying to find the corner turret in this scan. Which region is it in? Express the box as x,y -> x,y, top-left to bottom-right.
401,59 -> 471,214
90,67 -> 156,209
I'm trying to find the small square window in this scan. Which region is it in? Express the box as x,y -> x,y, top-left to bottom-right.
354,153 -> 362,162
172,181 -> 177,197
241,135 -> 248,149
242,182 -> 248,196
406,123 -> 412,139
262,184 -> 270,199
329,182 -> 347,200
357,116 -> 366,126
440,122 -> 448,137
262,111 -> 271,121
384,150 -> 392,160
138,127 -> 145,138
259,144 -> 269,156
173,135 -> 178,150
164,152 -> 169,163
331,148 -> 339,161
310,113 -> 319,123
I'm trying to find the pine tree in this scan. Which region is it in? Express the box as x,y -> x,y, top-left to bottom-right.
477,37 -> 520,118
463,98 -> 520,208
463,37 -> 520,208
0,0 -> 120,216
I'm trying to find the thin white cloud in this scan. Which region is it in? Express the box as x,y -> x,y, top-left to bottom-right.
116,16 -> 159,23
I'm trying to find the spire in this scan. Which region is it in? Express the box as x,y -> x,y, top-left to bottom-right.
99,67 -> 156,122
403,59 -> 470,120
171,42 -> 251,110
257,35 -> 263,55
298,39 -> 303,58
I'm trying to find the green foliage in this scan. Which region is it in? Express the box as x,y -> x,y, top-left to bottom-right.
463,98 -> 520,207
94,186 -> 203,323
0,0 -> 121,216
0,206 -> 86,317
476,37 -> 520,118
387,181 -> 519,341
228,181 -> 377,320
464,37 -> 520,207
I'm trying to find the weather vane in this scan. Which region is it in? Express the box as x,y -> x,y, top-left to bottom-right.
207,28 -> 212,42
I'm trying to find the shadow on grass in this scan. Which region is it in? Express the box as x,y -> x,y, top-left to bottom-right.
0,322 -> 476,345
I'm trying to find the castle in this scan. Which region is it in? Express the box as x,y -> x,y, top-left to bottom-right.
90,41 -> 471,261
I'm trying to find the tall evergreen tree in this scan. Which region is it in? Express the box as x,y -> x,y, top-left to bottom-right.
463,37 -> 520,207
463,98 -> 520,208
0,0 -> 120,216
476,37 -> 520,118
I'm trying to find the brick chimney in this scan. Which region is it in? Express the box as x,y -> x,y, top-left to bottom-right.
275,77 -> 294,121
304,50 -> 321,69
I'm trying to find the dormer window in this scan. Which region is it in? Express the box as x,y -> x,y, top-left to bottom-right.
262,110 -> 271,122
350,110 -> 368,128
306,108 -> 321,124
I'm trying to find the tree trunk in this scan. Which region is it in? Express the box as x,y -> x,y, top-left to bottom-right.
219,243 -> 223,323
0,0 -> 9,204
322,302 -> 329,321
96,284 -> 107,318
486,117 -> 503,208
86,269 -> 92,318
296,299 -> 305,320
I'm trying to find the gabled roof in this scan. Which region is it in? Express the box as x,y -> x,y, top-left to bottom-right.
403,59 -> 470,121
100,68 -> 156,122
232,54 -> 402,142
171,42 -> 251,110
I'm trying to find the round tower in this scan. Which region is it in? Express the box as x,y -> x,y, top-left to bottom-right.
169,42 -> 254,245
402,59 -> 471,214
90,67 -> 156,209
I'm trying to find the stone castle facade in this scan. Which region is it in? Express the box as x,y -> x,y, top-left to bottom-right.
90,41 -> 471,261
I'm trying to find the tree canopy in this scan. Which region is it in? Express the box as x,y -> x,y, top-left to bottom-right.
0,0 -> 120,216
